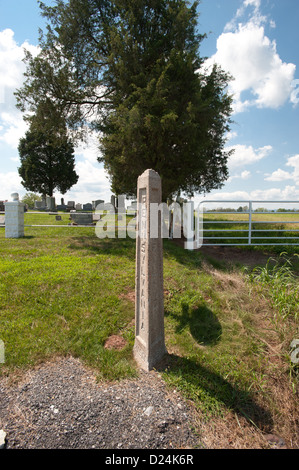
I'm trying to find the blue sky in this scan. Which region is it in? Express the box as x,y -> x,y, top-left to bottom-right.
0,0 -> 298,208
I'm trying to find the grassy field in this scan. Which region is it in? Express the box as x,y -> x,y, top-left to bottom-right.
199,212 -> 299,251
0,218 -> 298,448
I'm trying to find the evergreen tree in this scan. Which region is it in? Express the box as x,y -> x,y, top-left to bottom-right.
16,0 -> 233,200
18,99 -> 79,197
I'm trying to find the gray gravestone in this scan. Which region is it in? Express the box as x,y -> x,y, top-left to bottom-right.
34,201 -> 43,209
92,199 -> 104,210
133,169 -> 167,371
70,213 -> 93,225
83,203 -> 92,211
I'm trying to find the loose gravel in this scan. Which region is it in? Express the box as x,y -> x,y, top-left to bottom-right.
0,356 -> 201,449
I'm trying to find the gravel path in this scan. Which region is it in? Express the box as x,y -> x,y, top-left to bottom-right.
0,356 -> 201,449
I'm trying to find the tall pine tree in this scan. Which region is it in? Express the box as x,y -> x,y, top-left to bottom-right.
18,99 -> 78,197
16,0 -> 233,200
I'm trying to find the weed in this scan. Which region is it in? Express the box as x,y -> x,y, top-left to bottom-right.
249,253 -> 299,321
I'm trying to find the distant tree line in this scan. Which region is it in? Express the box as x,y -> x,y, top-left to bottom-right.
205,207 -> 299,213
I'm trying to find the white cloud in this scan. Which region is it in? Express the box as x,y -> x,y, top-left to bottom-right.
0,171 -> 23,200
265,169 -> 292,182
195,185 -> 299,207
0,29 -> 113,205
0,111 -> 28,149
227,169 -> 251,182
75,131 -> 101,164
241,170 -> 251,179
0,29 -> 39,149
286,154 -> 299,173
227,144 -> 272,170
224,0 -> 264,33
0,29 -> 39,91
56,160 -> 112,205
269,20 -> 276,29
205,2 -> 296,113
0,160 -> 113,204
265,154 -> 299,184
250,185 -> 299,201
290,79 -> 299,106
226,130 -> 238,141
244,0 -> 260,7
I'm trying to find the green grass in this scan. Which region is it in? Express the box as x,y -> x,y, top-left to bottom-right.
197,212 -> 299,255
248,253 -> 299,321
0,223 -> 298,444
0,227 -> 136,380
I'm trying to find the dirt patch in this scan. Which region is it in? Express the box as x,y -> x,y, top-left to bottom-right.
119,291 -> 135,303
170,238 -> 273,268
104,335 -> 127,350
199,245 -> 272,268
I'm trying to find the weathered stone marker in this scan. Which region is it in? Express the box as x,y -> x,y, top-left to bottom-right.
4,193 -> 24,238
133,169 -> 167,371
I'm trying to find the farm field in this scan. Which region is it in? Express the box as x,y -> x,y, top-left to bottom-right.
195,211 -> 299,249
0,222 -> 298,448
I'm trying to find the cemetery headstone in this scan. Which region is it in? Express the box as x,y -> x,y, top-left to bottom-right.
67,201 -> 75,212
4,193 -> 24,238
92,200 -> 104,210
83,203 -> 92,211
70,213 -> 93,225
34,201 -> 43,210
46,196 -> 56,212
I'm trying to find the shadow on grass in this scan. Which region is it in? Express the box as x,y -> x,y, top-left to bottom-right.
157,353 -> 273,431
67,235 -> 136,259
163,239 -> 203,270
163,239 -> 234,272
166,303 -> 222,346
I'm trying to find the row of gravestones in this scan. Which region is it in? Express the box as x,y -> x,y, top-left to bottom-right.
5,171 -> 167,372
34,196 -> 107,212
33,196 -> 137,213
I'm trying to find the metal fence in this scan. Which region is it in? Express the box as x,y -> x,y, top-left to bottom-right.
25,211 -> 97,228
2,202 -> 299,249
0,211 -> 98,229
195,200 -> 299,247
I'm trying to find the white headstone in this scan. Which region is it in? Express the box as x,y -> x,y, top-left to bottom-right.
4,193 -> 24,238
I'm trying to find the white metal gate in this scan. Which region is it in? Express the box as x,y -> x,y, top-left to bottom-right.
190,200 -> 299,249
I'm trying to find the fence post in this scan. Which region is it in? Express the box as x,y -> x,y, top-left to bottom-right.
195,201 -> 204,249
183,201 -> 195,250
248,201 -> 252,245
